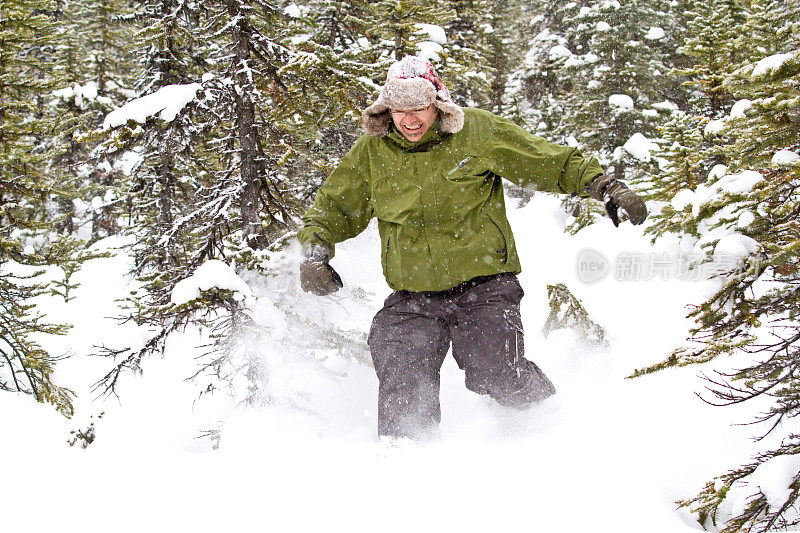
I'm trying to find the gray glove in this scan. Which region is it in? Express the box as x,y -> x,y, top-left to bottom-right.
300,244 -> 343,296
589,175 -> 648,226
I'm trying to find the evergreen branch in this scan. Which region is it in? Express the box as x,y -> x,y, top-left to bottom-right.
0,346 -> 25,393
696,369 -> 784,407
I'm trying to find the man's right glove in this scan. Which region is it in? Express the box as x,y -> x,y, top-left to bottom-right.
300,244 -> 343,296
589,175 -> 648,227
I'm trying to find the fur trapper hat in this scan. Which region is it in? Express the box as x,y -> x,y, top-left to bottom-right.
362,56 -> 464,137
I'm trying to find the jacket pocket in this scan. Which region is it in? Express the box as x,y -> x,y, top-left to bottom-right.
444,154 -> 489,184
381,231 -> 391,267
483,209 -> 509,264
380,227 -> 402,284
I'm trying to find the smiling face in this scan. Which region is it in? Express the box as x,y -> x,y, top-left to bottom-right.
390,104 -> 438,142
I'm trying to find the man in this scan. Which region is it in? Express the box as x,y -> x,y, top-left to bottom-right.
298,56 -> 647,440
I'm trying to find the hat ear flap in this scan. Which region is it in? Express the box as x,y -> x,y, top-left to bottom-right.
434,99 -> 464,134
362,108 -> 392,137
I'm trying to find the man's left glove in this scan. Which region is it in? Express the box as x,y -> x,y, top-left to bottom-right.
589,175 -> 648,226
300,244 -> 343,296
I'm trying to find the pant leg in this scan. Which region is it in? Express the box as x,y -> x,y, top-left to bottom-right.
450,274 -> 556,407
368,291 -> 450,439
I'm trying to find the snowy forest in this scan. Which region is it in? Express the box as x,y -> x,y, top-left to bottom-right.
2,0 -> 800,531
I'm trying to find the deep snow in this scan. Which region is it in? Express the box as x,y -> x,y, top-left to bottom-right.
0,192 -> 778,532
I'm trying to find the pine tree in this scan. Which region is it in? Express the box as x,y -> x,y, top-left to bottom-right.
632,3 -> 800,529
543,283 -> 607,347
132,0 -> 206,93
50,0 -> 137,242
487,0 -> 530,117
679,0 -> 748,114
68,0 -> 136,96
95,0 -> 208,307
362,0 -> 455,67
511,0 -> 574,137
93,0 -> 369,400
282,0 -> 379,203
515,0 -> 682,232
644,0 -> 750,245
203,0 -> 368,252
725,1 -> 800,172
643,110 -> 707,238
305,0 -> 371,53
91,0 -> 228,396
0,0 -> 83,416
440,0 -> 495,108
556,0 -> 674,174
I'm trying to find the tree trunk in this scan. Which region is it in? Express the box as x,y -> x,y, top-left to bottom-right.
227,0 -> 270,250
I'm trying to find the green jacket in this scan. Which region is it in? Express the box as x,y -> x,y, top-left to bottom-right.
299,108 -> 604,292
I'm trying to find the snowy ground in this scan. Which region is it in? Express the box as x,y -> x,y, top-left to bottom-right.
1,193 -> 773,532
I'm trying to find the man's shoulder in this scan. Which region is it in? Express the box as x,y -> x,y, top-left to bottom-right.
344,132 -> 383,156
462,107 -> 499,125
455,107 -> 498,142
352,132 -> 377,146
463,107 -> 496,119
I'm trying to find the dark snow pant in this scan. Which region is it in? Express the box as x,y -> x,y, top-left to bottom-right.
367,273 -> 556,439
